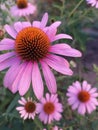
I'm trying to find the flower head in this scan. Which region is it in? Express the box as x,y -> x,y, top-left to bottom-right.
16,97 -> 37,120
0,13 -> 81,99
67,80 -> 98,115
37,93 -> 63,124
10,0 -> 36,17
86,0 -> 98,8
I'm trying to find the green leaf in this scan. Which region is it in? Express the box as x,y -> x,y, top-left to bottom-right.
6,94 -> 20,113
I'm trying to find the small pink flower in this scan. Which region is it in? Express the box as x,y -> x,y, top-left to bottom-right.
16,97 -> 37,120
67,80 -> 98,115
37,93 -> 63,124
0,13 -> 81,99
10,0 -> 37,17
43,126 -> 63,130
86,0 -> 98,8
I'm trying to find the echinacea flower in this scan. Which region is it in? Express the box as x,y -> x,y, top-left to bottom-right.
0,13 -> 81,99
43,126 -> 62,130
86,0 -> 98,8
37,93 -> 63,124
10,0 -> 36,17
67,80 -> 98,115
16,97 -> 37,120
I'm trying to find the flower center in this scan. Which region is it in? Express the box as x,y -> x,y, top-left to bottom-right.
43,102 -> 55,114
16,0 -> 28,9
78,90 -> 90,102
15,27 -> 50,61
25,101 -> 36,113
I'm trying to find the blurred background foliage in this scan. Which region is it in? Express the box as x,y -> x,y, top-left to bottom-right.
0,0 -> 98,130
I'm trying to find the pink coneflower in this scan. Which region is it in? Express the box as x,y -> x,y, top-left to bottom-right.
0,13 -> 81,99
37,93 -> 63,124
16,97 -> 37,120
10,0 -> 36,17
67,81 -> 98,115
86,0 -> 98,8
43,126 -> 63,130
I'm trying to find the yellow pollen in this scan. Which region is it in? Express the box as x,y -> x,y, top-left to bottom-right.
16,0 -> 28,9
78,90 -> 90,102
15,27 -> 50,61
25,101 -> 36,113
44,102 -> 55,114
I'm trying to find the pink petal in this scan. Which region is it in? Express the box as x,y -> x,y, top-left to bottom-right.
3,58 -> 20,88
91,93 -> 98,97
50,44 -> 82,57
16,106 -> 24,111
82,80 -> 89,91
14,22 -> 23,32
36,103 -> 43,113
44,54 -> 73,75
53,34 -> 72,42
67,86 -> 79,94
0,38 -> 15,50
78,103 -> 86,115
22,21 -> 31,28
41,61 -> 57,93
32,21 -> 41,28
46,22 -> 61,42
18,100 -> 25,105
71,100 -> 80,110
19,62 -> 32,96
73,81 -> 82,91
0,56 -> 17,71
24,113 -> 28,120
54,112 -> 62,121
45,93 -> 50,102
68,97 -> 78,105
46,27 -> 56,42
11,62 -> 27,93
40,13 -> 48,29
32,62 -> 44,99
89,88 -> 97,94
50,21 -> 61,28
4,25 -> 17,38
90,98 -> 98,105
86,102 -> 95,114
0,52 -> 15,63
48,115 -> 53,124
21,97 -> 27,103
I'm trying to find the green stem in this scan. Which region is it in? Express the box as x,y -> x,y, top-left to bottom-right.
68,0 -> 84,18
60,0 -> 65,18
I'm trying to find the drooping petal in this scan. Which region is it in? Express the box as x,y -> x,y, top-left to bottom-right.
44,54 -> 73,75
78,103 -> 86,115
50,44 -> 82,57
19,62 -> 32,96
53,34 -> 72,41
3,57 -> 20,88
86,102 -> 95,114
11,62 -> 27,93
4,25 -> 17,38
0,52 -> 15,63
0,38 -> 15,50
0,56 -> 17,71
32,62 -> 43,99
41,61 -> 57,93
